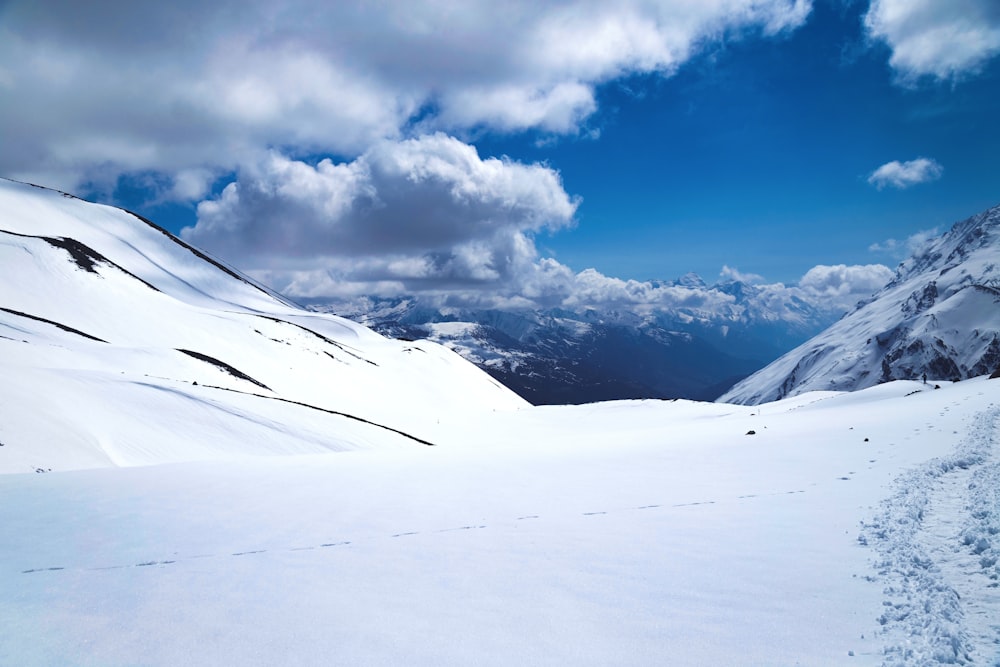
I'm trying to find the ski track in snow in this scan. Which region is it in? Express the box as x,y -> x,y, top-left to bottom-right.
18,488 -> 811,577
860,403 -> 1000,666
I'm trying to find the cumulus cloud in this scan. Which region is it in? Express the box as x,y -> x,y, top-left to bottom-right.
798,263 -> 893,307
0,0 -> 813,195
864,0 -> 1000,82
867,157 -> 943,189
183,134 -> 577,292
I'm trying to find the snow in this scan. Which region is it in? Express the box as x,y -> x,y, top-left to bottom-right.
2,379 -> 999,665
859,402 -> 1000,665
2,179 -> 1000,665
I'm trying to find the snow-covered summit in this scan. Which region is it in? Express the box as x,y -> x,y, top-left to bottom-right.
719,202 -> 1000,404
0,178 -> 526,472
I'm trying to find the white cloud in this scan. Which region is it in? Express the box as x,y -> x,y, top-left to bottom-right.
0,0 -> 813,196
867,157 -> 943,189
183,134 -> 577,291
867,238 -> 900,253
798,263 -> 893,307
864,0 -> 1000,82
170,168 -> 217,201
869,227 -> 940,256
437,82 -> 598,135
719,265 -> 766,284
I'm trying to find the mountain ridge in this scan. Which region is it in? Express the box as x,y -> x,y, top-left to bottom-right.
719,201 -> 1000,404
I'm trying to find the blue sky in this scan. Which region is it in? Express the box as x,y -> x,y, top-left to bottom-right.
2,0 -> 999,308
474,1 -> 1000,284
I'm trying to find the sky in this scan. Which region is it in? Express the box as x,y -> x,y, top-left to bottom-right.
2,0 -> 999,312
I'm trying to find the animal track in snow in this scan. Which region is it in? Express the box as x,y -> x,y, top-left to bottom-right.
19,487 -> 814,577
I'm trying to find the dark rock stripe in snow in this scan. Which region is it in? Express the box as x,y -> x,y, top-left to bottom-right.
197,383 -> 437,447
251,314 -> 379,366
0,307 -> 107,343
0,228 -> 160,292
176,349 -> 271,391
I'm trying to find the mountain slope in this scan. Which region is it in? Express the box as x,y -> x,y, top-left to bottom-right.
0,178 -> 526,472
719,203 -> 1000,404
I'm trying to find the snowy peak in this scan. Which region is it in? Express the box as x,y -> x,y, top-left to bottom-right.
719,202 -> 1000,404
672,271 -> 708,289
895,204 -> 1000,283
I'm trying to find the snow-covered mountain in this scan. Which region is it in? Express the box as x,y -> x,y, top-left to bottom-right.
720,202 -> 1000,405
0,178 -> 525,472
311,277 -> 841,403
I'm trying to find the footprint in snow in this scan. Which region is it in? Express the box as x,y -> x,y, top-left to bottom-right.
437,525 -> 485,533
22,567 -> 64,573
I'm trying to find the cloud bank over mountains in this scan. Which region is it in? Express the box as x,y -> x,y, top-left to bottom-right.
182,136 -> 893,313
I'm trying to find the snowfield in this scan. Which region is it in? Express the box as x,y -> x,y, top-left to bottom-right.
3,379 -> 999,666
2,178 -> 999,665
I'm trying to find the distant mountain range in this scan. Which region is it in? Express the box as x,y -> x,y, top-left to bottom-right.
306,275 -> 847,404
720,202 -> 1000,404
316,202 -> 1000,406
